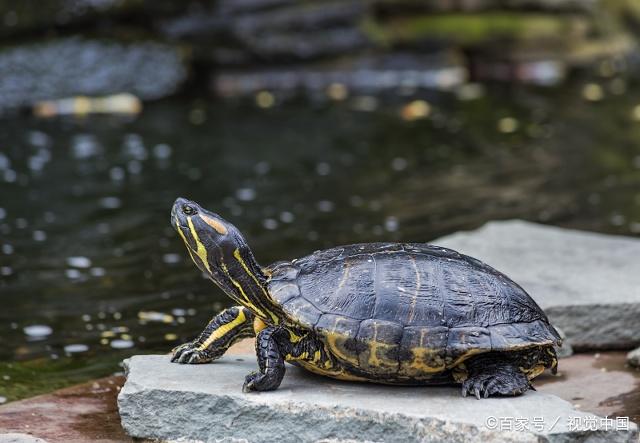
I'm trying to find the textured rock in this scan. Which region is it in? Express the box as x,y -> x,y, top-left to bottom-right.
118,354 -> 638,443
434,220 -> 640,350
0,37 -> 186,111
628,347 -> 640,368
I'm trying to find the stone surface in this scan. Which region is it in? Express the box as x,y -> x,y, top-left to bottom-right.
118,354 -> 638,443
0,37 -> 187,111
629,348 -> 640,368
434,220 -> 640,350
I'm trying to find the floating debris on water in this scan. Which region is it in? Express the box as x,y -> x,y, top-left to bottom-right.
110,339 -> 134,349
400,100 -> 431,121
582,83 -> 604,102
64,344 -> 89,354
23,325 -> 52,338
498,117 -> 519,134
255,91 -> 275,108
66,256 -> 92,268
33,93 -> 142,117
326,83 -> 348,101
138,311 -> 174,323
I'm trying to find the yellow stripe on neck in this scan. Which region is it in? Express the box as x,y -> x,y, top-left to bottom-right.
187,216 -> 212,273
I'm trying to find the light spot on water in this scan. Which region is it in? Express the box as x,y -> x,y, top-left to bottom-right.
236,187 -> 256,202
24,325 -> 52,337
109,167 -> 125,181
326,83 -> 348,101
15,218 -> 28,229
65,269 -> 82,279
1,266 -> 12,276
171,308 -> 187,316
71,134 -> 102,159
2,244 -> 13,254
317,200 -> 334,213
122,134 -> 147,160
90,267 -> 106,277
127,160 -> 143,174
67,256 -> 92,268
0,153 -> 11,170
254,161 -> 270,175
162,253 -> 182,264
0,208 -> 5,219
99,197 -> 122,209
3,170 -> 16,183
316,162 -> 331,176
351,96 -> 378,112
32,230 -> 46,241
110,339 -> 134,349
153,143 -> 172,159
64,344 -> 89,354
0,396 -> 6,404
384,216 -> 399,232
279,211 -> 295,223
164,333 -> 178,341
81,314 -> 91,322
263,218 -> 278,230
391,157 -> 408,171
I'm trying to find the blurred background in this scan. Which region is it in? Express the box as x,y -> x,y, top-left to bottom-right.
1,0 -> 640,402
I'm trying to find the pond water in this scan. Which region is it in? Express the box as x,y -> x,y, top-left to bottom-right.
1,81 -> 639,401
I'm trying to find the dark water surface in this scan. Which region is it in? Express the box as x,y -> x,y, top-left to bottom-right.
1,82 -> 639,401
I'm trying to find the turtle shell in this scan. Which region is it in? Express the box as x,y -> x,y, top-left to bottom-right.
267,242 -> 561,377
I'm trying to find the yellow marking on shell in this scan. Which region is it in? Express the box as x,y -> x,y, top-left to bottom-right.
325,320 -> 360,367
295,360 -> 367,382
187,217 -> 211,273
199,214 -> 228,235
365,323 -> 396,368
407,348 -> 446,373
197,309 -> 247,351
288,329 -> 305,343
253,317 -> 268,335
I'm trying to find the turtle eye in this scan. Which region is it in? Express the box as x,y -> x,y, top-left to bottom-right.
182,204 -> 196,215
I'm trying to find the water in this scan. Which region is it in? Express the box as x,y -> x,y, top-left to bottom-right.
1,81 -> 639,401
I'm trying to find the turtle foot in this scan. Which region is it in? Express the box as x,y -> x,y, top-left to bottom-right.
461,362 -> 532,399
170,342 -> 214,364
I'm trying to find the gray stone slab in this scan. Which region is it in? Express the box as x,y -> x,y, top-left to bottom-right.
434,220 -> 640,350
118,355 -> 638,443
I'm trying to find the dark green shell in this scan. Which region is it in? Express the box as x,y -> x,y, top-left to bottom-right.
267,243 -> 560,373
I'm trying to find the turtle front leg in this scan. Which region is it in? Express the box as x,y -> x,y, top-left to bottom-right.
243,326 -> 286,392
461,353 -> 533,399
172,306 -> 255,364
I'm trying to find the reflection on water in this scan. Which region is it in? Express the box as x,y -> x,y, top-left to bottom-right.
0,82 -> 639,400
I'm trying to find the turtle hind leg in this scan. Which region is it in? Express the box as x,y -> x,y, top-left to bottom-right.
460,353 -> 532,399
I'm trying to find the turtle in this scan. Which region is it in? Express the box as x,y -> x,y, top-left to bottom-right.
170,197 -> 561,398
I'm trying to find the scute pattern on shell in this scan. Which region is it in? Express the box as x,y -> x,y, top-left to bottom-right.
268,242 -> 561,370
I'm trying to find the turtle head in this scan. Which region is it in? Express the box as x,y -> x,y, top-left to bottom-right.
171,197 -> 242,278
171,198 -> 279,323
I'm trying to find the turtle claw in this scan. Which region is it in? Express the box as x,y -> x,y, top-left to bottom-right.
170,342 -> 213,364
461,363 -> 531,399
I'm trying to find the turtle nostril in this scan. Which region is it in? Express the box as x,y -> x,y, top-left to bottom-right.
182,204 -> 196,215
